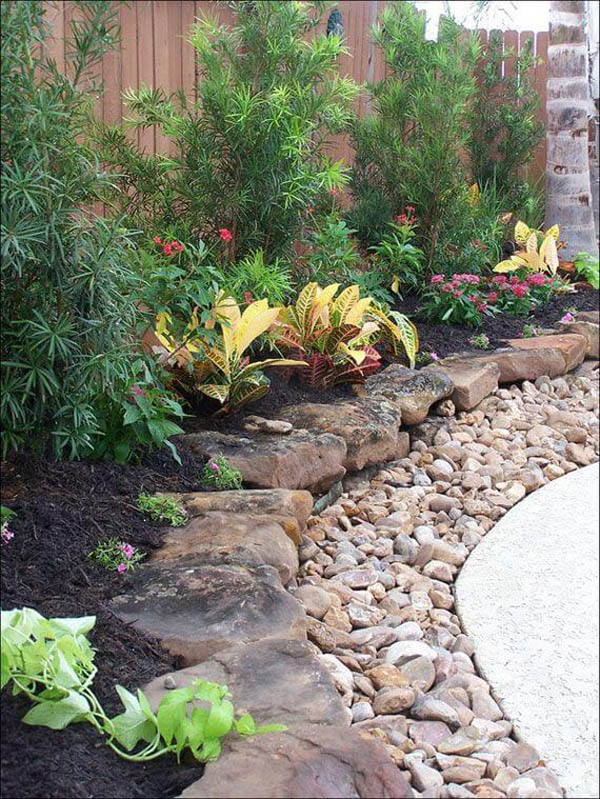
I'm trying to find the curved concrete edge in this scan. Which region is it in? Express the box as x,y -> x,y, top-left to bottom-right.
455,463 -> 600,799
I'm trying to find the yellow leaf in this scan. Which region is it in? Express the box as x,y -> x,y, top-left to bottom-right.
540,235 -> 559,275
334,285 -> 360,324
525,232 -> 538,256
493,259 -> 522,273
467,183 -> 479,205
391,274 -> 400,293
344,296 -> 372,326
514,220 -> 531,245
545,224 -> 560,241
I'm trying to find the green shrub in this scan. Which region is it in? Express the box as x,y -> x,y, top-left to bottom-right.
468,31 -> 544,200
368,214 -> 425,295
92,1 -> 358,263
299,213 -> 361,285
0,1 -> 178,461
223,250 -> 293,306
350,5 -> 479,267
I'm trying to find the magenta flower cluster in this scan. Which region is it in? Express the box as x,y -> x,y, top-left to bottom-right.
116,542 -> 136,573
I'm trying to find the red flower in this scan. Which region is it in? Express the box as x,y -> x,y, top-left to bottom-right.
219,228 -> 233,243
512,284 -> 528,298
163,244 -> 173,256
243,291 -> 253,304
509,275 -> 520,285
153,236 -> 162,245
487,291 -> 498,303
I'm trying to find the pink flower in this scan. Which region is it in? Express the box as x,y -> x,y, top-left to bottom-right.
493,275 -> 507,285
130,385 -> 148,398
512,284 -> 528,298
1,522 -> 14,544
243,291 -> 253,304
431,275 -> 444,284
153,236 -> 162,245
163,244 -> 173,256
527,273 -> 546,286
560,312 -> 574,323
219,228 -> 233,243
487,291 -> 498,303
467,294 -> 478,303
452,290 -> 463,298
477,302 -> 488,312
117,562 -> 127,573
429,351 -> 438,361
509,275 -> 520,286
209,461 -> 219,472
120,543 -> 134,560
441,283 -> 454,293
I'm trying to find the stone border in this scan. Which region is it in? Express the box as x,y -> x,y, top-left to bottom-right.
107,320 -> 598,798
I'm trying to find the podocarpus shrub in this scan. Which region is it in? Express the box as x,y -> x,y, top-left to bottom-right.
349,4 -> 480,266
92,0 -> 359,263
0,1 -> 177,460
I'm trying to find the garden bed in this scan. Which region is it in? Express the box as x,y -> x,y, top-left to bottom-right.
0,445 -> 214,799
399,284 -> 599,359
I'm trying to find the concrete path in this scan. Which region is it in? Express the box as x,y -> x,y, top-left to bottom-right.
456,463 -> 600,799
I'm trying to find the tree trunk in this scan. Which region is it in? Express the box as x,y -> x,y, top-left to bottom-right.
545,0 -> 597,258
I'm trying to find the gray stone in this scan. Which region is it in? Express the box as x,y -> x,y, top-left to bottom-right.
360,365 -> 454,425
110,563 -> 306,666
397,656 -> 437,691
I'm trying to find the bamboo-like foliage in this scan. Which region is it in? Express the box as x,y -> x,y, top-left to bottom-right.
92,1 -> 359,262
350,4 -> 480,263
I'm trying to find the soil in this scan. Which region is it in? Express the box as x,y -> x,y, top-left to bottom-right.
0,443 -> 213,799
400,284 -> 599,359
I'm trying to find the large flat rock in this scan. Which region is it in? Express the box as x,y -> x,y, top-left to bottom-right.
151,512 -> 299,584
507,333 -> 586,373
560,321 -> 599,359
180,723 -> 414,798
464,334 -> 587,383
110,563 -> 306,666
425,356 -> 500,410
277,397 -> 406,471
180,430 -> 346,493
357,365 -> 454,425
144,638 -> 349,728
176,489 -> 313,532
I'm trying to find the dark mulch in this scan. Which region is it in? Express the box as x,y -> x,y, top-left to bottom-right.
182,369 -> 354,433
399,284 -> 599,359
0,442 -> 214,799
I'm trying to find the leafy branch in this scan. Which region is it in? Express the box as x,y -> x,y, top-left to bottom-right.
1,608 -> 285,763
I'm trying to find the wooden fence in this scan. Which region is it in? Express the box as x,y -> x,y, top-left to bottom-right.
41,1 -> 549,181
